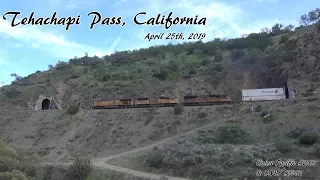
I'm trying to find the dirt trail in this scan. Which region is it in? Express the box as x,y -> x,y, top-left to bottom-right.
50,120 -> 227,180
93,162 -> 188,180
95,122 -> 214,163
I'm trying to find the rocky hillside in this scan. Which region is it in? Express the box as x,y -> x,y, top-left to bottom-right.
1,23 -> 319,109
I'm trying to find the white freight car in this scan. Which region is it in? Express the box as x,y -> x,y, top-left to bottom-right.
242,88 -> 287,102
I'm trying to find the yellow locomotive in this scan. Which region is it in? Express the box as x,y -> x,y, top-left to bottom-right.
93,94 -> 232,109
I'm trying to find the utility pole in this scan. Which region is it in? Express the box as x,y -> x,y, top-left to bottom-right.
0,81 -> 4,86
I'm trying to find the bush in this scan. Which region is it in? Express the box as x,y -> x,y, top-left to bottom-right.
4,87 -> 21,98
279,34 -> 289,43
288,126 -> 307,138
241,49 -> 263,65
200,58 -> 210,65
214,53 -> 223,62
311,73 -> 320,82
67,104 -> 79,115
0,141 -> 43,179
0,170 -> 29,180
70,74 -> 79,79
160,176 -> 169,180
216,125 -> 251,144
275,140 -> 293,153
214,64 -> 223,72
101,74 -> 111,81
152,68 -> 168,80
145,150 -> 165,168
314,143 -> 320,157
230,49 -> 245,61
198,112 -> 207,118
299,132 -> 319,145
189,69 -> 197,75
284,39 -> 298,51
281,52 -> 295,62
66,157 -> 93,180
174,104 -> 184,115
56,61 -> 70,70
255,104 -> 263,112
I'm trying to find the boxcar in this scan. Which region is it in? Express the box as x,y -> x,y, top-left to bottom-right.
242,88 -> 286,102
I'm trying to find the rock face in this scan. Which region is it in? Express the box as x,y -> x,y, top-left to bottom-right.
34,95 -> 61,110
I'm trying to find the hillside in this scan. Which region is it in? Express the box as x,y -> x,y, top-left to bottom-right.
0,8 -> 320,180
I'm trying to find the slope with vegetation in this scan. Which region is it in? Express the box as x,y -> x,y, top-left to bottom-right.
0,7 -> 319,180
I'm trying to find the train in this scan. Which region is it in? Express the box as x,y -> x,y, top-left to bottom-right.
93,94 -> 232,109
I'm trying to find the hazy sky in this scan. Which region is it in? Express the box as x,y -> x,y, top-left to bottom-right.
0,0 -> 317,86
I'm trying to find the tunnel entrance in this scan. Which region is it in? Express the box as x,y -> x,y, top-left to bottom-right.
42,99 -> 50,110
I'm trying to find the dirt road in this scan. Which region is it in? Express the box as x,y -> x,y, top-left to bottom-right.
95,122 -> 214,163
49,121 -> 225,180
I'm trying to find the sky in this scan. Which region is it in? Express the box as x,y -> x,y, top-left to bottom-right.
0,0 -> 317,86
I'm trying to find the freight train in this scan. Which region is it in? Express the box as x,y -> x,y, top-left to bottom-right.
93,94 -> 232,109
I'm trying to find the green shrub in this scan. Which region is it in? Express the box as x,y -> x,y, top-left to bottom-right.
284,39 -> 298,51
145,150 -> 165,168
160,176 -> 169,180
299,132 -> 319,145
214,53 -> 223,62
101,74 -> 111,81
56,61 -> 70,70
279,34 -> 289,43
281,52 -> 295,62
275,140 -> 293,153
314,143 -> 320,157
66,157 -> 93,180
152,69 -> 168,80
288,126 -> 307,138
167,60 -> 179,71
311,73 -> 320,82
200,58 -> 210,65
214,64 -> 223,72
67,104 -> 79,115
216,125 -> 251,144
83,68 -> 88,74
183,74 -> 192,79
241,49 -> 263,65
189,69 -> 197,75
0,141 -> 43,179
230,49 -> 245,61
198,112 -> 207,118
4,87 -> 21,98
255,104 -> 263,112
174,104 -> 184,115
70,74 -> 79,79
0,170 -> 29,180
